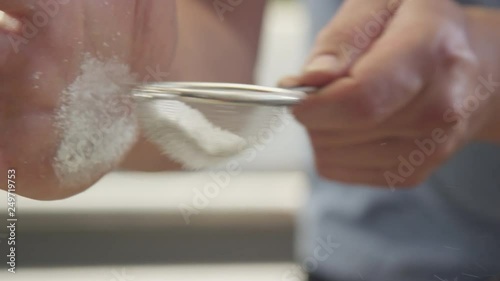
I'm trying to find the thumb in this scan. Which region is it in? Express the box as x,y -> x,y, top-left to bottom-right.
0,9 -> 21,33
0,0 -> 37,14
299,0 -> 402,86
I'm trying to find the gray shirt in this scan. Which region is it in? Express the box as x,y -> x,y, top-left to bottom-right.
299,1 -> 500,280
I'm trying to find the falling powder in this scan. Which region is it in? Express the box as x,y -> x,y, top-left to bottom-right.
54,56 -> 249,185
54,55 -> 138,188
137,99 -> 248,170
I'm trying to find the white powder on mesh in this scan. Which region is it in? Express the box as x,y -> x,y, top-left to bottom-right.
54,55 -> 138,188
137,100 -> 248,170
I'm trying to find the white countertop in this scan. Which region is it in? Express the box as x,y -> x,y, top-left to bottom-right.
0,263 -> 305,281
4,171 -> 308,230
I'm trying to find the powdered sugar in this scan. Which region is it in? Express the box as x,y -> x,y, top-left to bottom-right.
137,99 -> 248,170
54,55 -> 251,182
54,55 -> 138,188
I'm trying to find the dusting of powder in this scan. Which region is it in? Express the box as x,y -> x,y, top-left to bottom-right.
137,100 -> 248,170
54,55 -> 138,188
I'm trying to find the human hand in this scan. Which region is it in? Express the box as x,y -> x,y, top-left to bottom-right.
281,0 -> 500,188
0,0 -> 177,199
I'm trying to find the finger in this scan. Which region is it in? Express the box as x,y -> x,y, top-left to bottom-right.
278,75 -> 301,88
299,56 -> 473,135
294,1 -> 437,130
307,124 -> 426,147
312,138 -> 415,169
375,71 -> 471,137
0,10 -> 21,32
0,0 -> 38,15
299,0 -> 402,86
365,1 -> 477,134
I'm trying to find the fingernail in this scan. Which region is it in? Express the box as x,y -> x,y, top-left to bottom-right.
304,55 -> 342,74
279,76 -> 301,88
0,11 -> 21,33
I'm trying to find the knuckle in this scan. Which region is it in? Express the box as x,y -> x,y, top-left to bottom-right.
435,24 -> 479,73
342,79 -> 387,126
440,43 -> 478,73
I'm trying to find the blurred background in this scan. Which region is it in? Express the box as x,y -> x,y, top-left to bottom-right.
0,0 -> 315,280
